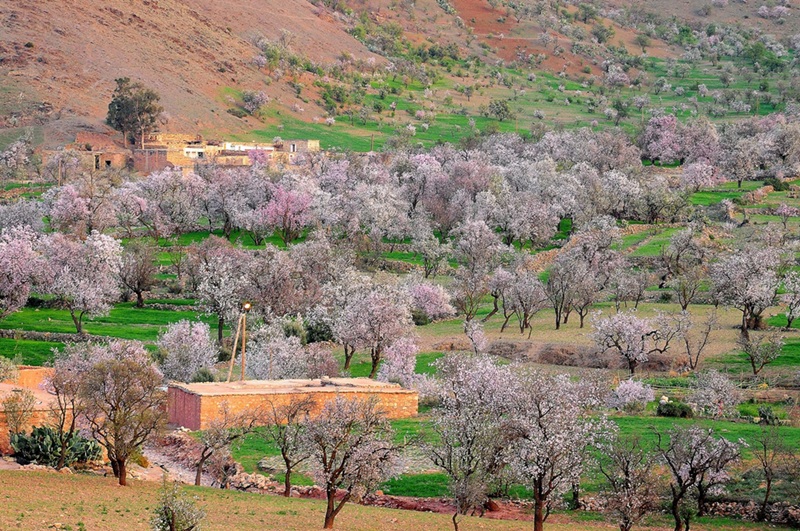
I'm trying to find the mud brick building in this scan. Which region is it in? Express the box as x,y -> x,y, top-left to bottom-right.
0,367 -> 55,454
168,377 -> 418,430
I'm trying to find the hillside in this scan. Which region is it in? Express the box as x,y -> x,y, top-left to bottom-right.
0,0 -> 379,145
1,0 -> 797,150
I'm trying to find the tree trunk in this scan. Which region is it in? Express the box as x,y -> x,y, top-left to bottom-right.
696,484 -> 707,516
136,291 -> 144,308
116,459 -> 128,486
452,512 -> 460,531
218,315 -> 225,345
533,495 -> 545,531
323,490 -> 337,529
196,451 -> 210,486
758,478 -> 772,521
570,483 -> 580,510
369,348 -> 380,379
343,344 -> 355,371
284,469 -> 292,497
670,490 -> 684,531
71,310 -> 83,334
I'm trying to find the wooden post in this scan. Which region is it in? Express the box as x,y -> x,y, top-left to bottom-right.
240,312 -> 247,381
226,314 -> 244,383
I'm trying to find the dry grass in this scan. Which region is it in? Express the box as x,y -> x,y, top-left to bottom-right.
0,471 -> 776,531
0,471 -> 620,531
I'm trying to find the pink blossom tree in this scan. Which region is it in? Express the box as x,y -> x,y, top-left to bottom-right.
775,203 -> 799,231
406,279 -> 455,324
782,271 -> 800,328
194,239 -> 249,344
332,285 -> 413,378
376,336 -> 419,387
508,372 -> 613,531
39,232 -> 122,334
655,426 -> 742,530
639,115 -> 682,164
426,354 -> 518,531
681,161 -> 721,192
262,183 -> 314,245
0,227 -> 42,320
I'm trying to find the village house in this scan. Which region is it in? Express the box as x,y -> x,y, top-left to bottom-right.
41,132 -> 130,181
43,133 -> 321,177
133,133 -> 320,174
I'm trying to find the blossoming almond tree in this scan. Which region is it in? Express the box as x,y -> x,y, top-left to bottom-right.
39,232 -> 122,334
592,310 -> 684,375
0,226 -> 42,320
302,396 -> 402,529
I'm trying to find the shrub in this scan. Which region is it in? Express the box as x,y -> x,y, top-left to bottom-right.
758,405 -> 780,425
190,367 -> 216,383
151,477 -> 206,531
657,401 -> 694,418
763,176 -> 789,191
11,426 -> 101,467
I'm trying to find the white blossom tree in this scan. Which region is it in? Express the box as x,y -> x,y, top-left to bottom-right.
303,396 -> 402,529
592,310 -> 683,375
157,320 -> 218,383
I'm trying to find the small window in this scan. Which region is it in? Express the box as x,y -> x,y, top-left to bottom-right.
94,155 -> 100,170
105,160 -> 112,168
290,143 -> 296,153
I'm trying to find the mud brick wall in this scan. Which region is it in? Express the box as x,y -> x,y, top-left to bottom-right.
168,384 -> 418,431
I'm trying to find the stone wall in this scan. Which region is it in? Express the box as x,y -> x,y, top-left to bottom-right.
168,378 -> 419,431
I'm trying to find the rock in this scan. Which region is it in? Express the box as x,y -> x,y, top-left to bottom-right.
256,458 -> 276,474
375,490 -> 384,496
486,499 -> 501,512
58,467 -> 72,474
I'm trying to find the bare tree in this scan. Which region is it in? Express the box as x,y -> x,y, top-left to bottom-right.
261,396 -> 315,496
303,396 -> 402,529
1,387 -> 35,435
597,435 -> 660,531
655,426 -> 742,531
677,311 -> 717,371
753,425 -> 795,521
46,347 -> 87,469
738,332 -> 784,375
118,240 -> 157,308
195,403 -> 264,486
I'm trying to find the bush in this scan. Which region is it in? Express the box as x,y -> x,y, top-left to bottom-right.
657,401 -> 694,418
763,177 -> 789,191
758,405 -> 780,425
191,367 -> 216,383
11,426 -> 101,467
151,478 -> 206,531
